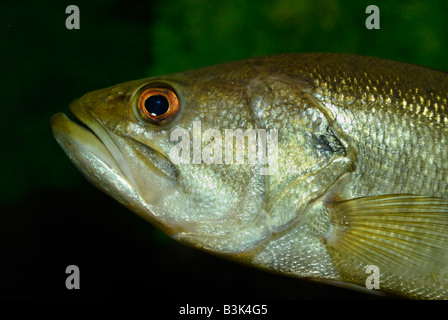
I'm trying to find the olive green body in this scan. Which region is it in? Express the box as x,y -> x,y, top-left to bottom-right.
51,53 -> 448,299
237,54 -> 448,298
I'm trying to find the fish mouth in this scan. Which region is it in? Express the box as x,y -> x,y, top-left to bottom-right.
50,99 -> 180,235
50,110 -> 137,212
51,99 -> 177,188
50,101 -> 127,184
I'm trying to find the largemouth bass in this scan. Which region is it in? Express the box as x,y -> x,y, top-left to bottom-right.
50,53 -> 448,299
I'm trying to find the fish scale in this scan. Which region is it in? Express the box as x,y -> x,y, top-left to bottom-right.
312,69 -> 448,197
51,53 -> 448,299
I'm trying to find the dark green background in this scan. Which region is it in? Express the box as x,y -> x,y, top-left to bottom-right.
1,0 -> 447,300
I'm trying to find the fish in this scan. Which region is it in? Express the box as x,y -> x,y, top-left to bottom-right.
50,53 -> 448,299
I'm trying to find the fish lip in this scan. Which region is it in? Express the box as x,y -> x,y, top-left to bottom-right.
66,99 -> 148,193
68,99 -> 105,138
67,100 -> 178,184
64,98 -> 179,202
50,107 -> 179,236
51,111 -> 174,235
50,106 -> 126,182
68,101 -> 107,152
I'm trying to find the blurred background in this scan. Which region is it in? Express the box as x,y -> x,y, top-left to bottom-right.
1,0 -> 447,300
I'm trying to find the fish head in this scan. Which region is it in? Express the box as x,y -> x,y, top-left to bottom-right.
51,58 -> 348,256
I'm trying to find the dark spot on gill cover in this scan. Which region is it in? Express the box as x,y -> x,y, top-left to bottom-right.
315,126 -> 346,157
315,134 -> 334,153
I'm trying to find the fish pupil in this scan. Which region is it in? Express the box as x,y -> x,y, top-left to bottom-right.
145,95 -> 169,116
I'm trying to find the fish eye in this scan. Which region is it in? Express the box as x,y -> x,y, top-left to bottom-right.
137,87 -> 179,125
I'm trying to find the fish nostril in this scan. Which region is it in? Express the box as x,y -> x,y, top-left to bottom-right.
105,91 -> 128,104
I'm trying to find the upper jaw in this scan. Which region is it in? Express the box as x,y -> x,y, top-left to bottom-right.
68,98 -> 144,192
50,101 -> 178,235
50,107 -> 125,183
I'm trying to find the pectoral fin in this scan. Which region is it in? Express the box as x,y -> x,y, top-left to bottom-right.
325,194 -> 448,276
